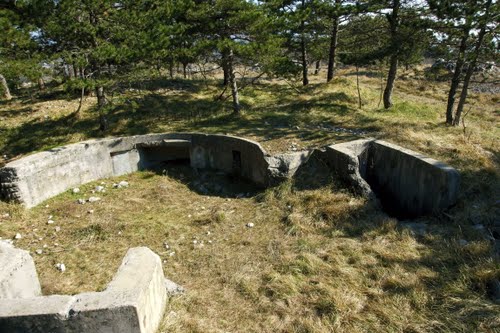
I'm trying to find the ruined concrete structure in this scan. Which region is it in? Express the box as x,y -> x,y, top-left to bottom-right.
0,133 -> 459,216
0,133 -> 461,332
0,243 -> 177,333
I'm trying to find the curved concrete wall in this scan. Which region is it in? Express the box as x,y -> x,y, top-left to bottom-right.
0,243 -> 173,333
0,133 -> 460,217
0,133 -> 273,208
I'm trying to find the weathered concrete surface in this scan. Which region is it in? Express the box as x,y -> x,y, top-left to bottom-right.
367,140 -> 460,217
0,241 -> 41,299
190,134 -> 270,186
322,139 -> 459,217
0,247 -> 172,333
0,133 -> 275,208
323,139 -> 375,198
266,151 -> 312,185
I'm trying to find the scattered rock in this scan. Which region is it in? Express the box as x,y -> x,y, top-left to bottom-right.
95,185 -> 105,192
35,249 -> 43,255
87,209 -> 94,214
169,251 -> 176,257
1,213 -> 10,218
88,196 -> 101,203
246,222 -> 255,228
72,188 -> 80,194
165,278 -> 185,295
164,242 -> 170,250
55,226 -> 61,232
113,181 -> 129,189
77,199 -> 86,205
47,219 -> 55,224
14,233 -> 22,239
55,263 -> 66,272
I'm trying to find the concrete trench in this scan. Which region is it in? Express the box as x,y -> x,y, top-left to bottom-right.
0,133 -> 460,332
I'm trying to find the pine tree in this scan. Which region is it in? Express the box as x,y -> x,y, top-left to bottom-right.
428,0 -> 499,125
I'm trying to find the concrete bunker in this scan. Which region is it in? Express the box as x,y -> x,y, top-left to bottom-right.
0,133 -> 459,218
0,242 -> 181,333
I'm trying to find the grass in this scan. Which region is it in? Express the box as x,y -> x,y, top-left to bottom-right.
0,66 -> 499,332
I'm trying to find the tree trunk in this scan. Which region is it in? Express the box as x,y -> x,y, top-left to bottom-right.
453,0 -> 492,126
0,74 -> 12,100
38,78 -> 45,91
73,63 -> 78,78
74,86 -> 85,118
327,0 -> 341,82
356,62 -> 362,109
169,60 -> 174,79
300,36 -> 309,85
383,54 -> 398,109
227,49 -> 240,115
446,29 -> 469,125
222,51 -> 230,86
383,0 -> 400,109
314,60 -> 320,75
182,63 -> 187,79
96,86 -> 108,132
300,0 -> 308,86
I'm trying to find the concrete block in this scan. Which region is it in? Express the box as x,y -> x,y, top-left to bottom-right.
323,139 -> 375,197
367,140 -> 460,217
0,247 -> 171,333
0,242 -> 41,299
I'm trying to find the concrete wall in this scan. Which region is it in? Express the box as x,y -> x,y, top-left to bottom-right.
190,134 -> 270,186
0,133 -> 460,217
366,140 -> 460,218
0,247 -> 170,333
323,139 -> 460,217
0,133 -> 271,208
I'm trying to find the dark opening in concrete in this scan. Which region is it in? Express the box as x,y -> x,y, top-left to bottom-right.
138,142 -> 191,170
232,150 -> 242,176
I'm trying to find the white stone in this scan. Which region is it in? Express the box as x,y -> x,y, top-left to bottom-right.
77,199 -> 86,205
14,233 -> 22,239
246,223 -> 254,228
55,263 -> 66,272
55,226 -> 61,232
47,220 -> 55,224
72,188 -> 80,194
95,185 -> 105,192
35,249 -> 43,255
88,197 -> 101,203
87,209 -> 94,214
